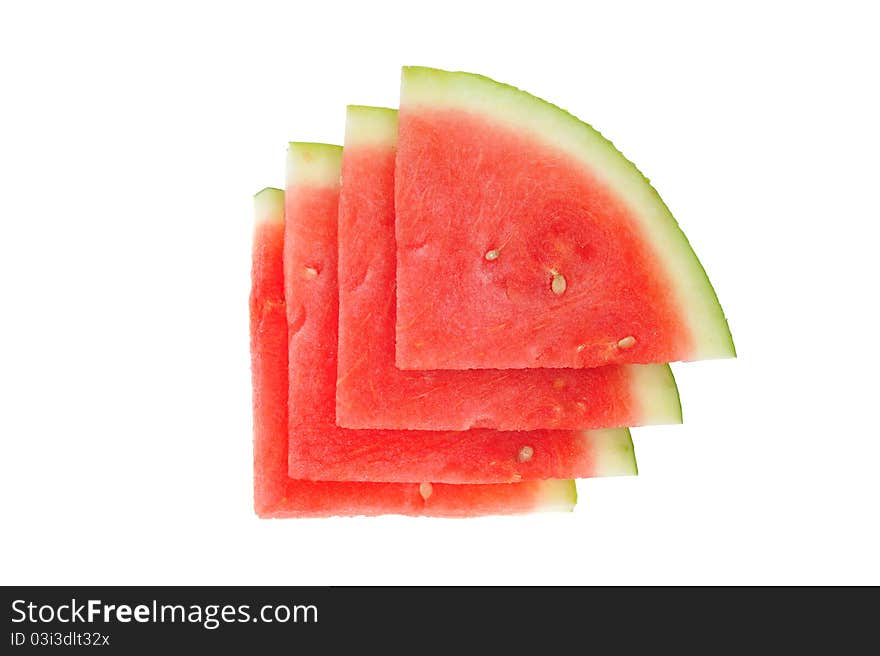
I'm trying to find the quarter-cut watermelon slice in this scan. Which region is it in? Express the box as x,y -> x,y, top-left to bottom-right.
337,105 -> 680,431
284,144 -> 638,484
395,66 -> 735,370
251,187 -> 575,517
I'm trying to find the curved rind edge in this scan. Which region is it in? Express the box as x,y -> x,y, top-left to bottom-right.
538,479 -> 578,512
346,106 -> 398,147
589,428 -> 638,477
400,66 -> 735,361
253,187 -> 284,224
628,363 -> 683,425
287,142 -> 343,188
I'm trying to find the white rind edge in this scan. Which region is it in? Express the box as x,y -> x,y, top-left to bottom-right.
587,428 -> 638,477
287,143 -> 343,189
536,479 -> 578,512
627,364 -> 683,425
254,187 -> 284,224
345,106 -> 398,147
400,66 -> 735,361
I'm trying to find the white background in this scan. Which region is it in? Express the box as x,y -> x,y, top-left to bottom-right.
1,1 -> 878,585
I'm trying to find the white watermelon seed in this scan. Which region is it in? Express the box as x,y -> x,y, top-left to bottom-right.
485,249 -> 500,261
551,273 -> 566,295
303,266 -> 318,278
576,344 -> 586,352
418,482 -> 433,501
518,446 -> 534,463
617,336 -> 636,349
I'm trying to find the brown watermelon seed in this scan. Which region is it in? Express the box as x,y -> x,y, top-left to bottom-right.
485,248 -> 500,261
617,336 -> 636,349
518,446 -> 534,463
551,273 -> 566,295
418,482 -> 433,501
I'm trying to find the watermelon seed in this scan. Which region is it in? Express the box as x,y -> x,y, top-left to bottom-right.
551,272 -> 566,295
553,378 -> 565,389
617,336 -> 636,349
576,344 -> 586,352
303,266 -> 318,279
485,249 -> 500,261
511,473 -> 523,482
419,482 -> 433,501
518,446 -> 534,463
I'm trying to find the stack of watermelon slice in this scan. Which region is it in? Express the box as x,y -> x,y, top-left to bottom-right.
250,67 -> 735,518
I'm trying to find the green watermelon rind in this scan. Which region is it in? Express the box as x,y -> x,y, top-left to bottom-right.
627,363 -> 683,425
589,428 -> 639,477
287,142 -> 343,188
254,186 -> 284,224
345,105 -> 398,146
538,479 -> 578,512
401,66 -> 736,361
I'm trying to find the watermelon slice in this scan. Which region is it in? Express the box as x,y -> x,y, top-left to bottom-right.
394,66 -> 735,370
284,143 -> 638,484
251,187 -> 576,517
337,105 -> 680,431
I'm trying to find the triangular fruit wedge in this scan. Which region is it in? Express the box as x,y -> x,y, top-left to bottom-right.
395,66 -> 735,370
338,105 -> 680,431
284,144 -> 638,484
251,188 -> 574,517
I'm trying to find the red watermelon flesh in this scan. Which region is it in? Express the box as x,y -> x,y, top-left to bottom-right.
394,67 -> 735,370
284,144 -> 638,484
251,187 -> 575,517
337,105 -> 680,432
